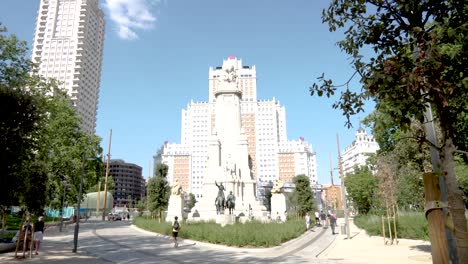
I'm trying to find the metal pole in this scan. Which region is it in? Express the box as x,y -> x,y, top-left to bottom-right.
337,134 -> 350,239
73,150 -> 86,253
102,129 -> 112,221
423,105 -> 457,263
96,181 -> 100,215
59,183 -> 66,232
329,153 -> 337,210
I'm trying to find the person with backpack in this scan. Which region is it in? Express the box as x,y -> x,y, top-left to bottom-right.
172,216 -> 180,247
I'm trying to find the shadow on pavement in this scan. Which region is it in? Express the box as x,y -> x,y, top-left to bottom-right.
409,244 -> 431,253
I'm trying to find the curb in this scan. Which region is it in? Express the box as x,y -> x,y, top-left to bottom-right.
129,224 -> 327,257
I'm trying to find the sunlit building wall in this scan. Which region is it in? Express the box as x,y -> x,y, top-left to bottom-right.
162,57 -> 317,199
31,0 -> 105,134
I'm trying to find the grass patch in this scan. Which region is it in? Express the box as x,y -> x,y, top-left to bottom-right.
3,214 -> 22,230
134,216 -> 306,247
354,211 -> 429,241
1,214 -> 58,230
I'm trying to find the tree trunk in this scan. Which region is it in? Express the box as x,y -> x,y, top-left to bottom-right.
441,136 -> 468,263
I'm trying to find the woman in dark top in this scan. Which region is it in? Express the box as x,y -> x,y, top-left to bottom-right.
33,216 -> 45,255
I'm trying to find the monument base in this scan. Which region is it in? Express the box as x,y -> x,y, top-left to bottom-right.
166,195 -> 183,222
271,193 -> 287,222
216,214 -> 236,226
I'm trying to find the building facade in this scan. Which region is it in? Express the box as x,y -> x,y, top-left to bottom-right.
341,127 -> 380,176
31,0 -> 105,134
162,57 -> 317,199
108,159 -> 146,206
321,184 -> 343,211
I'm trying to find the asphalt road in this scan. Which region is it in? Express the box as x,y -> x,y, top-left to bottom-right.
1,220 -> 351,264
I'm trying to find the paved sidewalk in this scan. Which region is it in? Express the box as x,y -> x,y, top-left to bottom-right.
0,221 -> 109,264
318,218 -> 432,264
0,218 -> 433,263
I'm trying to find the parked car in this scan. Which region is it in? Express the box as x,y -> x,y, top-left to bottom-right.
112,214 -> 122,221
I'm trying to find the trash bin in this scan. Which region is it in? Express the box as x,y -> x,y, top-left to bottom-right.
341,224 -> 347,234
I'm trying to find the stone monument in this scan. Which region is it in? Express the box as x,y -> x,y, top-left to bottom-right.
270,179 -> 287,222
189,62 -> 267,223
166,179 -> 184,222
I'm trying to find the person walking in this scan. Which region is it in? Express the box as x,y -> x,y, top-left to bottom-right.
33,216 -> 45,255
305,213 -> 311,230
172,216 -> 180,247
314,211 -> 320,226
320,210 -> 327,226
328,212 -> 337,234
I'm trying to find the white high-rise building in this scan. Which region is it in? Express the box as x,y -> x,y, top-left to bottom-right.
31,0 -> 105,134
162,56 -> 317,199
341,127 -> 380,175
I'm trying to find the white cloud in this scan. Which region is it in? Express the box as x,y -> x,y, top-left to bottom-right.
105,0 -> 158,40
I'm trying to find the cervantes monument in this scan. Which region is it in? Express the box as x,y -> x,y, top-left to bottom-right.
189,62 -> 267,222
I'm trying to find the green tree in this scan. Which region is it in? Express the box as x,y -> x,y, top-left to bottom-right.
136,198 -> 146,216
88,175 -> 114,194
147,164 -> 170,220
263,188 -> 272,212
292,175 -> 315,217
0,25 -> 104,227
363,118 -> 427,210
155,163 -> 169,178
0,86 -> 46,209
39,89 -> 103,210
344,166 -> 378,215
0,25 -> 48,213
310,2 -> 467,259
153,144 -> 164,176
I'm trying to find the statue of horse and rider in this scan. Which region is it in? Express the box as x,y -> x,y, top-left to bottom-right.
214,181 -> 235,215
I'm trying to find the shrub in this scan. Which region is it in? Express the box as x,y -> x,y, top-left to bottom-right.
354,211 -> 429,240
134,217 -> 306,247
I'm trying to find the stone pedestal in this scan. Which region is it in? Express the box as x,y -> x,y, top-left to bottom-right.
216,214 -> 236,227
271,193 -> 287,222
166,195 -> 183,222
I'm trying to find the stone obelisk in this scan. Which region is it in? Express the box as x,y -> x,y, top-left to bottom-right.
189,63 -> 267,222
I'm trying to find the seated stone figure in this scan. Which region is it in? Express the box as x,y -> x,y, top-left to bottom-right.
271,179 -> 284,193
171,179 -> 183,195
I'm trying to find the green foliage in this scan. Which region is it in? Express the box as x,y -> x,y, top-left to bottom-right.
155,163 -> 169,178
0,25 -> 103,215
0,25 -> 49,211
134,217 -> 306,247
136,199 -> 146,216
311,3 -> 468,247
87,175 -> 115,195
354,212 -> 430,241
344,166 -> 378,214
3,214 -> 21,230
147,175 -> 169,219
291,175 -> 315,217
0,230 -> 16,241
455,155 -> 468,206
395,164 -> 425,210
0,86 -> 47,208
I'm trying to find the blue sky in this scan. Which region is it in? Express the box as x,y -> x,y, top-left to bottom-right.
0,0 -> 375,184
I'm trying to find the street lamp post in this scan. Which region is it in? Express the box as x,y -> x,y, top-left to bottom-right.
59,181 -> 68,232
337,134 -> 350,240
101,129 -> 112,221
73,151 -> 87,253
